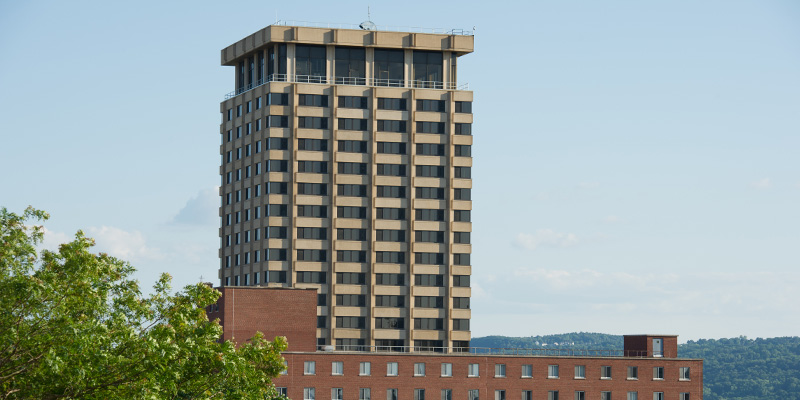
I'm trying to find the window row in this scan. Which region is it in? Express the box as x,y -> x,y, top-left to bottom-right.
227,95 -> 470,115
295,388 -> 688,400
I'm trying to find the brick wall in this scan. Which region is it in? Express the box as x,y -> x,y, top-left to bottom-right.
207,286 -> 317,351
277,352 -> 703,399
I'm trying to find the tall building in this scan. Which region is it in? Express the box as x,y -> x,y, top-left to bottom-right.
218,22 -> 475,352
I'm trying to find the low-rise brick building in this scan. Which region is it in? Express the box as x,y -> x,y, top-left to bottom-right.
210,287 -> 703,400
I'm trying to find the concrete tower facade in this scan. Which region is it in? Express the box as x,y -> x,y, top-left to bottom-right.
218,23 -> 474,352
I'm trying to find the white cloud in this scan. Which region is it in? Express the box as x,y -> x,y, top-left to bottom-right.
602,215 -> 622,224
86,226 -> 162,261
515,229 -> 579,250
171,187 -> 219,226
40,227 -> 72,252
750,177 -> 771,189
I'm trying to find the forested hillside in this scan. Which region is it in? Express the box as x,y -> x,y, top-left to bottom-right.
471,333 -> 800,400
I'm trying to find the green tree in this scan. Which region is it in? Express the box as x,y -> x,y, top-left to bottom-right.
0,207 -> 287,399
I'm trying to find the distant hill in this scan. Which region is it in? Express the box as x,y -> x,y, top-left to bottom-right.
471,333 -> 800,400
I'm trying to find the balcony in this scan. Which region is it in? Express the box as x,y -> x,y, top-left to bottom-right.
225,74 -> 469,99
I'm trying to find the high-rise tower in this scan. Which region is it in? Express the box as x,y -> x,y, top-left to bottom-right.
218,23 -> 474,352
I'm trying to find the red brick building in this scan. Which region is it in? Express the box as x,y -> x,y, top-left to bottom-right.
210,287 -> 703,400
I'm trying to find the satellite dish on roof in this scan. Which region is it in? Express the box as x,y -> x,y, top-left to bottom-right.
359,6 -> 376,30
359,20 -> 376,30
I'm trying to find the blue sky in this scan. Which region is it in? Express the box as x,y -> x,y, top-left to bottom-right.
1,0 -> 798,342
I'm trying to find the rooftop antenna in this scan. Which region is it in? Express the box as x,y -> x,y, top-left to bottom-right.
359,6 -> 376,30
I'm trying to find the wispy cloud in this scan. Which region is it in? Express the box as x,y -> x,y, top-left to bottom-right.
87,226 -> 163,261
515,229 -> 579,250
750,177 -> 771,189
578,182 -> 600,189
171,187 -> 219,226
602,215 -> 622,224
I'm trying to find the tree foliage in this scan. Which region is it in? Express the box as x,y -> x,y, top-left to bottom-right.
0,207 -> 287,399
472,332 -> 800,400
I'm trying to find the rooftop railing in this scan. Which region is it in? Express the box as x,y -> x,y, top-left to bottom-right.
272,20 -> 474,36
315,345 -> 661,358
224,74 -> 469,99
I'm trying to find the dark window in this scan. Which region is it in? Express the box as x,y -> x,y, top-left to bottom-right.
415,253 -> 445,265
377,186 -> 406,198
416,99 -> 445,112
453,275 -> 470,287
455,123 -> 472,135
334,47 -> 366,84
375,273 -> 405,286
373,294 -> 405,308
267,160 -> 288,172
296,205 -> 328,218
267,248 -> 287,261
337,184 -> 368,197
336,294 -> 366,307
267,93 -> 289,106
377,164 -> 406,176
376,229 -> 405,242
375,317 -> 405,330
414,318 -> 444,330
266,137 -> 288,150
455,101 -> 473,113
416,209 -> 445,221
298,94 -> 329,107
297,117 -> 329,129
266,270 -> 287,283
317,294 -> 327,306
297,183 -> 328,196
295,45 -> 326,82
454,253 -> 470,265
376,251 -> 405,264
454,188 -> 471,200
297,138 -> 328,151
337,206 -> 367,219
454,210 -> 471,222
337,250 -> 367,262
338,118 -> 368,131
297,227 -> 327,239
317,316 -> 326,328
338,96 -> 368,109
298,161 -> 328,173
336,272 -> 367,284
415,296 -> 444,308
296,249 -> 327,262
338,162 -> 368,175
376,207 -> 405,220
454,166 -> 471,178
337,228 -> 367,241
453,297 -> 470,309
416,143 -> 445,156
376,142 -> 406,154
453,319 -> 470,331
415,274 -> 444,286
266,204 -> 288,217
297,271 -> 328,283
377,97 -> 407,110
336,316 -> 366,329
267,182 -> 287,194
454,144 -> 471,157
338,140 -> 368,153
377,120 -> 407,133
454,232 -> 471,244
416,165 -> 445,178
374,49 -> 404,86
266,226 -> 287,238
267,115 -> 288,128
416,187 -> 445,199
416,121 -> 445,134
415,231 -> 444,243
413,51 -> 443,88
